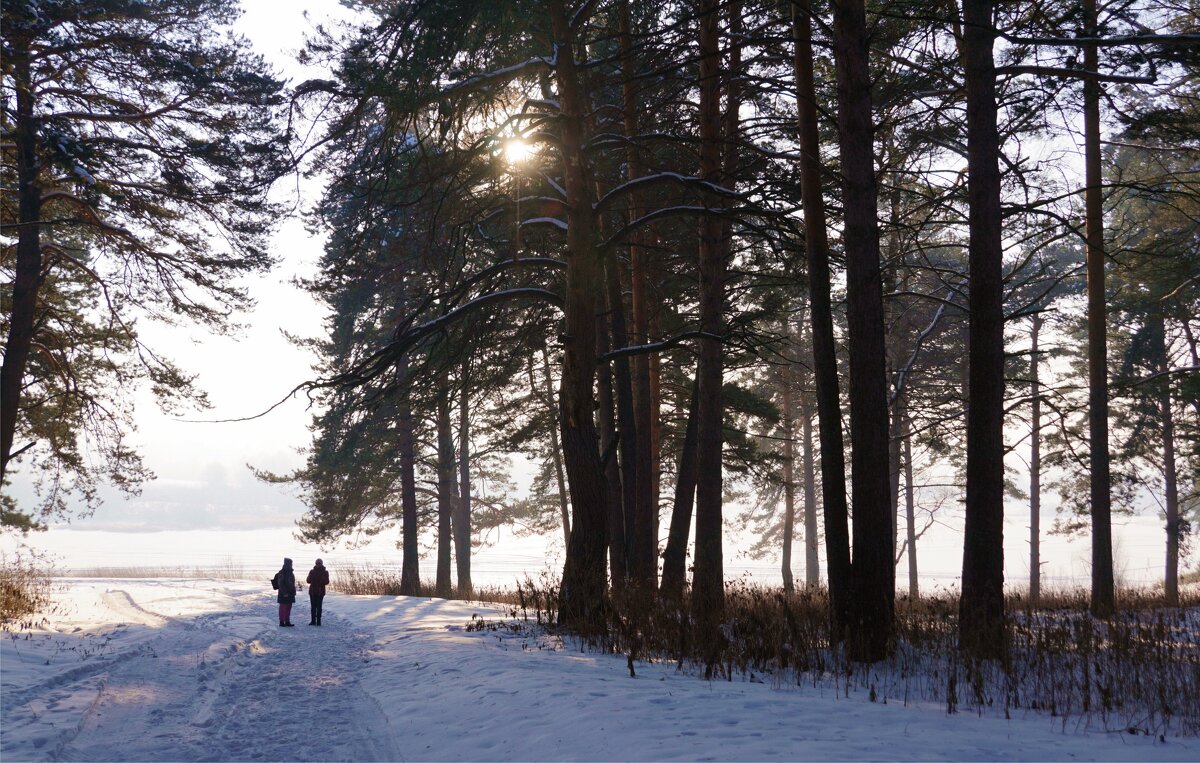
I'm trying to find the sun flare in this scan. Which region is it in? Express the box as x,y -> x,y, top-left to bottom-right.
504,138 -> 533,166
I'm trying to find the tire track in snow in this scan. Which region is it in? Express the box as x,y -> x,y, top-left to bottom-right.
180,609 -> 402,762
27,590 -> 401,762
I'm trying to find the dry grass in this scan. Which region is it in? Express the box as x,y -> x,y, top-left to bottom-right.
492,578 -> 1200,737
330,564 -> 526,606
1,550 -> 56,630
64,562 -> 254,580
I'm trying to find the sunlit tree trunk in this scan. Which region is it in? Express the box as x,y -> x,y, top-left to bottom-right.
1155,311 -> 1180,606
1029,314 -> 1042,606
436,380 -> 455,598
959,0 -> 1006,657
456,361 -> 473,595
597,315 -> 629,584
535,346 -> 571,548
792,0 -> 851,638
781,351 -> 797,593
801,397 -> 820,588
649,311 -> 663,545
0,45 -> 41,481
1083,0 -> 1115,617
692,0 -> 739,658
831,0 -> 894,662
902,409 -> 918,600
397,354 -> 421,596
550,0 -> 609,631
660,377 -> 699,601
619,0 -> 658,590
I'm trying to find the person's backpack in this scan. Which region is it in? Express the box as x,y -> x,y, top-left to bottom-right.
271,573 -> 279,591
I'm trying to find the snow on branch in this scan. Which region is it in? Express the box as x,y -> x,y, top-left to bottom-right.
441,56 -> 557,100
335,287 -> 564,388
998,32 -> 1200,48
521,216 -> 568,231
997,65 -> 1156,85
600,331 -> 724,361
601,205 -> 736,251
890,290 -> 954,405
396,257 -> 566,336
570,0 -> 604,31
594,172 -> 744,213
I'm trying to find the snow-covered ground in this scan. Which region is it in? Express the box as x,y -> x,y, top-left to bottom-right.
2,579 -> 1196,762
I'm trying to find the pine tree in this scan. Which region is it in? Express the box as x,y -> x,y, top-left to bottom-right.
1,0 -> 288,527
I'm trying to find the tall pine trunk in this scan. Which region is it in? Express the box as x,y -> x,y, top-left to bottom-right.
959,0 -> 1006,657
0,45 -> 42,481
436,380 -> 455,598
1084,0 -> 1115,617
534,346 -> 572,548
456,362 -> 473,595
831,0 -> 895,662
1155,311 -> 1180,606
801,397 -> 820,588
551,0 -> 609,631
902,409 -> 918,599
691,0 -> 739,657
660,377 -> 700,600
619,0 -> 658,590
397,355 -> 421,596
1029,314 -> 1042,606
792,0 -> 851,638
604,238 -> 645,587
781,349 -> 797,594
597,313 -> 629,584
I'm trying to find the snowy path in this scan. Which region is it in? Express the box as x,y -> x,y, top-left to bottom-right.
2,582 -> 400,762
3,579 -> 1197,762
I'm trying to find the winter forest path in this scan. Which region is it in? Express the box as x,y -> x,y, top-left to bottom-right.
2,581 -> 401,762
3,579 -> 1198,762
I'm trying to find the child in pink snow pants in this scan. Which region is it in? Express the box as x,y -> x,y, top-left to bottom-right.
272,557 -> 297,626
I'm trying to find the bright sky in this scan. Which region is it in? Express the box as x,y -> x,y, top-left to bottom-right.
6,0 -> 358,529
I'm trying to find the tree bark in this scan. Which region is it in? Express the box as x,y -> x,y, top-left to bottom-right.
801,396 -> 820,589
886,196 -> 903,563
603,234 -> 646,587
596,314 -> 629,584
551,0 -> 609,631
1084,0 -> 1115,617
397,355 -> 421,596
691,0 -> 734,656
0,42 -> 43,482
1029,314 -> 1042,606
649,311 -> 663,544
436,379 -> 456,598
781,356 -> 797,594
959,0 -> 1007,656
660,377 -> 700,601
1155,311 -> 1180,606
902,408 -> 918,600
456,361 -> 473,595
792,0 -> 852,639
831,0 -> 895,662
536,346 -> 572,548
619,0 -> 658,591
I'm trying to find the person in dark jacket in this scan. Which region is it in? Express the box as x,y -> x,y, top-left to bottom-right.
306,559 -> 330,626
272,558 -> 297,626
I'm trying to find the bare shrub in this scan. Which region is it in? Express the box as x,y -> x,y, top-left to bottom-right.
1,549 -> 56,629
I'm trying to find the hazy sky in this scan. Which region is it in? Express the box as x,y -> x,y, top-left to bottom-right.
8,0 -> 360,531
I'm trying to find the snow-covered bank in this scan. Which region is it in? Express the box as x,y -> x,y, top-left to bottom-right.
2,579 -> 1196,761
